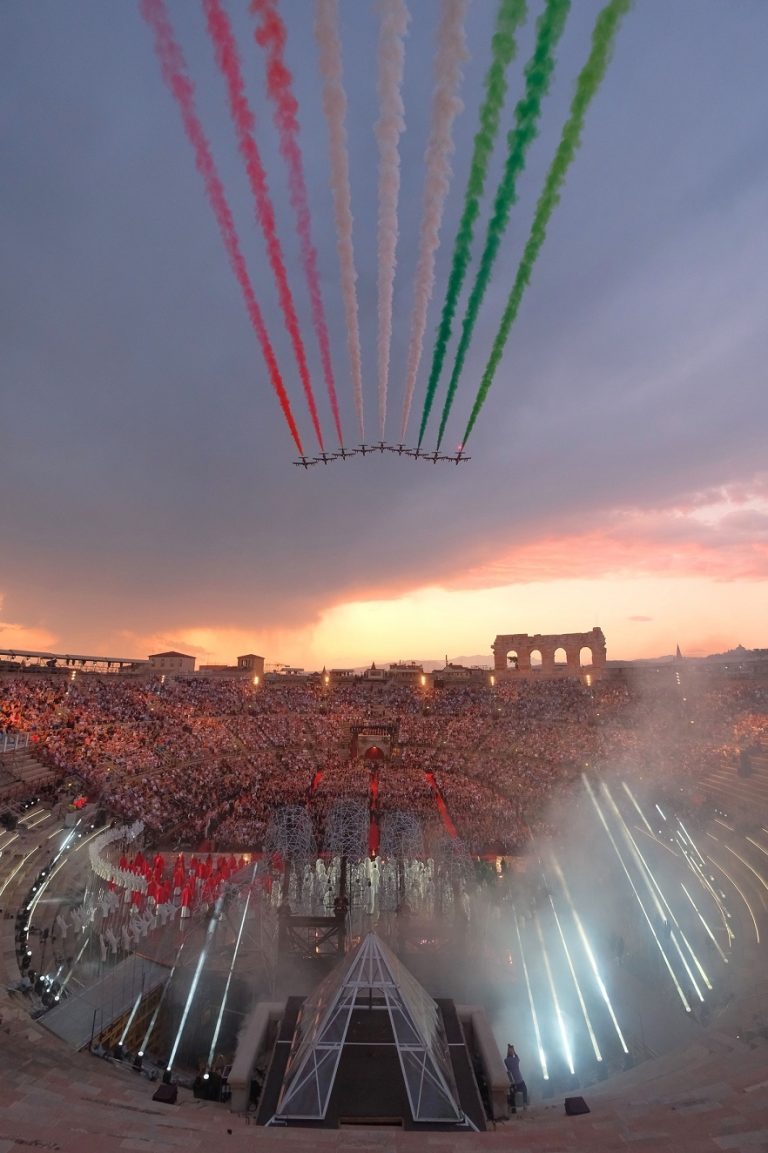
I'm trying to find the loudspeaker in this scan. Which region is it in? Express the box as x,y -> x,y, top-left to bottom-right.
152,1082 -> 178,1105
564,1095 -> 590,1116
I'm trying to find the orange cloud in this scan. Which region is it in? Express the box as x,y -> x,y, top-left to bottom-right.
0,619 -> 58,653
116,625 -> 311,668
445,499 -> 768,592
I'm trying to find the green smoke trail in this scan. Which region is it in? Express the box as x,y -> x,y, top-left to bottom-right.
436,0 -> 570,450
461,0 -> 631,448
416,0 -> 528,448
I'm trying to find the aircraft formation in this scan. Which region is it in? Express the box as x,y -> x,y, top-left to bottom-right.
144,1 -> 631,466
293,444 -> 470,468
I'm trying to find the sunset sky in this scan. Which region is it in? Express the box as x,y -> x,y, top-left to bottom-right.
2,1 -> 767,669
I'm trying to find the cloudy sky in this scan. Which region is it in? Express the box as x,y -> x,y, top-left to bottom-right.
2,0 -> 767,669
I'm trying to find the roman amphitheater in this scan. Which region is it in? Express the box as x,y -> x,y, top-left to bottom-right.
1,640 -> 767,1150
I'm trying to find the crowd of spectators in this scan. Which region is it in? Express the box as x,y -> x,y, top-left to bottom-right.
1,667 -> 765,855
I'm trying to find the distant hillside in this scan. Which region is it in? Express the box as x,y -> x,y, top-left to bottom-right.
705,645 -> 768,661
337,655 -> 493,673
332,647 -> 768,675
607,654 -> 677,666
424,654 -> 492,671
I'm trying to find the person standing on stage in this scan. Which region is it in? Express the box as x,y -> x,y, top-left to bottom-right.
504,1043 -> 528,1107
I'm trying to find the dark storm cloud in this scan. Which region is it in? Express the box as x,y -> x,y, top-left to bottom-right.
2,1 -> 767,649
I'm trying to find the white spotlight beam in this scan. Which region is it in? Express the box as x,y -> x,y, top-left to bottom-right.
714,837 -> 768,905
547,890 -> 602,1061
73,826 -> 104,854
583,777 -> 691,1013
60,934 -> 91,993
167,894 -> 225,1072
513,909 -> 548,1080
635,824 -> 680,859
673,925 -> 711,990
139,942 -> 184,1056
682,847 -> 734,945
550,854 -> 628,1053
0,846 -> 40,898
119,990 -> 144,1045
207,868 -> 257,1067
678,836 -> 721,905
26,855 -> 71,925
18,807 -> 46,825
602,785 -> 668,922
681,883 -> 728,963
55,821 -> 82,855
746,836 -> 768,860
601,784 -> 709,997
705,855 -> 760,944
677,820 -> 705,868
621,782 -> 654,835
534,911 -> 574,1075
23,811 -> 51,830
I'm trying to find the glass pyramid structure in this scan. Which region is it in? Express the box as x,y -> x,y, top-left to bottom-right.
272,931 -> 464,1123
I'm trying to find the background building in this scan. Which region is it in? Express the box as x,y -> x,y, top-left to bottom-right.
147,651 -> 196,674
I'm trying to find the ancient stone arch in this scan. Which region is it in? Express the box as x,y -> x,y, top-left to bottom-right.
492,627 -> 607,677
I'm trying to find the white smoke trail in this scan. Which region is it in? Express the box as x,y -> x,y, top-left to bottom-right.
376,0 -> 410,440
314,0 -> 366,441
400,0 -> 467,442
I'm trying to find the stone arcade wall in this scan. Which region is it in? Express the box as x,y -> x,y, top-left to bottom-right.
492,627 -> 607,677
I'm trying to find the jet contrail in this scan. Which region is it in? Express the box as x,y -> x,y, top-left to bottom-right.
251,0 -> 344,448
417,0 -> 528,448
462,0 -> 633,447
140,0 -> 303,454
436,0 -> 571,448
376,0 -> 410,440
204,0 -> 324,450
314,0 -> 365,440
399,0 -> 468,442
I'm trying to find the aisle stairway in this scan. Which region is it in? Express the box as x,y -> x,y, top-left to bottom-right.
699,754 -> 768,818
0,750 -> 58,800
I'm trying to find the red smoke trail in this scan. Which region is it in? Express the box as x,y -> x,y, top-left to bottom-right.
203,0 -> 324,451
140,0 -> 303,454
251,0 -> 344,448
